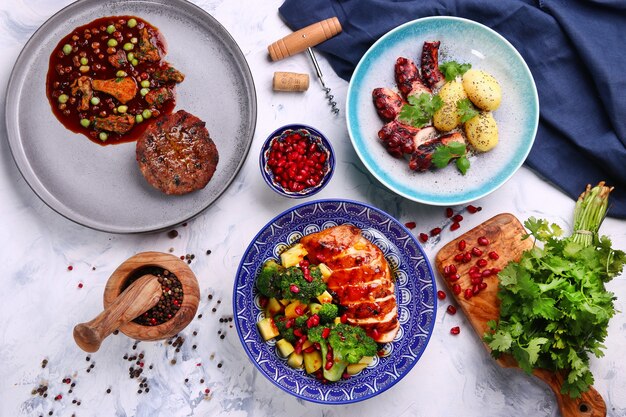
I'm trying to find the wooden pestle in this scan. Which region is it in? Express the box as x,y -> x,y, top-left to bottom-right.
73,274 -> 162,353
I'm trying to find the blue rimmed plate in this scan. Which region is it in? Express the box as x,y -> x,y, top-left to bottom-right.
346,17 -> 539,206
233,199 -> 436,404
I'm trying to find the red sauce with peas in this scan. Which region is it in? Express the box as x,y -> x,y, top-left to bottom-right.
46,16 -> 183,145
265,129 -> 329,193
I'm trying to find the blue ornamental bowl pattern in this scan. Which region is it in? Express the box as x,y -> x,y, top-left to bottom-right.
233,199 -> 437,404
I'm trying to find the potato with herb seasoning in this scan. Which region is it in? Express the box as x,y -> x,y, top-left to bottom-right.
462,69 -> 502,111
464,111 -> 499,152
433,80 -> 467,132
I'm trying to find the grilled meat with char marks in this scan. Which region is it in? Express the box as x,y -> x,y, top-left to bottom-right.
372,88 -> 404,122
409,131 -> 465,171
421,41 -> 445,90
395,57 -> 431,98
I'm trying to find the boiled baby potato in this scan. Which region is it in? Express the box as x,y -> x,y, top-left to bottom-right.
464,111 -> 499,152
433,80 -> 467,131
462,69 -> 501,111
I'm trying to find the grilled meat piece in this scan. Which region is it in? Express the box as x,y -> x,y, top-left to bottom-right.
395,57 -> 431,98
372,88 -> 404,122
145,87 -> 174,108
108,49 -> 128,69
136,110 -> 219,195
136,27 -> 161,63
409,132 -> 465,171
94,114 -> 135,134
70,76 -> 93,111
378,120 -> 438,157
421,41 -> 445,90
153,62 -> 185,83
92,77 -> 138,104
299,225 -> 399,343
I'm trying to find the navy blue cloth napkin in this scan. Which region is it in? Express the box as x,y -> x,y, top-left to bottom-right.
279,0 -> 626,218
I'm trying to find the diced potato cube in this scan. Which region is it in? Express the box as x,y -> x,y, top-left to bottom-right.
318,263 -> 332,281
279,298 -> 291,306
280,243 -> 308,268
317,290 -> 333,304
265,298 -> 283,317
276,339 -> 295,357
334,317 -> 341,324
347,363 -> 368,375
359,356 -> 374,364
257,317 -> 279,341
285,301 -> 307,319
301,340 -> 313,350
304,351 -> 323,374
287,352 -> 304,369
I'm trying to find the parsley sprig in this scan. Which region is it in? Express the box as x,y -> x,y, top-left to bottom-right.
398,93 -> 443,128
439,61 -> 472,81
432,141 -> 470,175
484,183 -> 626,398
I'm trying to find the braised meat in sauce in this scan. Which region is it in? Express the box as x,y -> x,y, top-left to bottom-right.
136,110 -> 219,195
46,16 -> 184,145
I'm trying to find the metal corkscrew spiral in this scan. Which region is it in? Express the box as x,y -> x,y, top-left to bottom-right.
307,47 -> 339,115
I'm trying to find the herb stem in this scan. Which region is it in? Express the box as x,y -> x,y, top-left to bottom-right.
571,182 -> 612,247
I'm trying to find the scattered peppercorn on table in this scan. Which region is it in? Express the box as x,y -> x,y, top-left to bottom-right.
1,1 -> 625,417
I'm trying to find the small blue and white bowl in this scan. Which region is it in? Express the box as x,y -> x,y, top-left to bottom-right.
260,124 -> 335,198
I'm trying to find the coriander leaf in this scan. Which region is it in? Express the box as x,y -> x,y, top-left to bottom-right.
457,98 -> 479,123
432,146 -> 452,169
439,61 -> 472,81
524,337 -> 549,365
447,141 -> 466,155
456,156 -> 470,175
487,330 -> 513,351
398,93 -> 443,128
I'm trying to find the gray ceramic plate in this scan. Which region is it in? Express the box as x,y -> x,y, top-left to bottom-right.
5,0 -> 256,233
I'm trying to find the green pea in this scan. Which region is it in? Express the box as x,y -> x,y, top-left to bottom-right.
142,109 -> 152,119
80,118 -> 90,128
127,18 -> 137,28
123,43 -> 134,51
131,59 -> 139,66
106,25 -> 115,34
62,44 -> 72,55
117,105 -> 128,113
135,114 -> 144,123
90,97 -> 100,105
130,37 -> 138,44
127,52 -> 135,61
140,88 -> 150,97
79,65 -> 90,73
80,57 -> 88,65
99,132 -> 109,141
140,80 -> 150,88
107,38 -> 118,47
58,94 -> 69,104
116,70 -> 127,77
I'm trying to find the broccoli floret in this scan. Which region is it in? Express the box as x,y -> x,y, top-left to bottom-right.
294,314 -> 309,329
306,325 -> 325,343
273,315 -> 296,343
318,303 -> 339,324
256,260 -> 284,299
278,266 -> 326,303
328,323 -> 378,364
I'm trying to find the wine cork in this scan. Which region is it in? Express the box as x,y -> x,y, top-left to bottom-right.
273,72 -> 310,92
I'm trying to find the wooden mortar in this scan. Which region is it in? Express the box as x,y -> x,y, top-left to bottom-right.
73,252 -> 200,352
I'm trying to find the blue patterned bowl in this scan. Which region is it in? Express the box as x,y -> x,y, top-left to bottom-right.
233,199 -> 437,404
259,124 -> 335,198
346,17 -> 539,206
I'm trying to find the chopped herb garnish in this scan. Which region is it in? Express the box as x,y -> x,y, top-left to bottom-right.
432,141 -> 470,175
457,98 -> 479,123
398,93 -> 443,128
439,61 -> 472,81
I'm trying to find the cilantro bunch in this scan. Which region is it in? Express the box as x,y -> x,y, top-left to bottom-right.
484,183 -> 626,398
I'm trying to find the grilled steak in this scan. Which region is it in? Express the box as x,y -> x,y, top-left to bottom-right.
136,110 -> 219,195
299,225 -> 399,343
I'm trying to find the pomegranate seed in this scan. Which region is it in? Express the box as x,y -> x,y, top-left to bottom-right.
342,372 -> 351,379
325,361 -> 334,370
469,266 -> 479,274
304,346 -> 316,353
479,282 -> 488,290
445,207 -> 454,218
472,284 -> 480,295
482,269 -> 493,278
371,328 -> 380,340
454,253 -> 464,262
77,282 -> 83,288
437,290 -> 446,300
446,305 -> 457,315
450,326 -> 460,335
470,276 -> 482,285
467,205 -> 480,213
476,258 -> 488,268
419,233 -> 429,242
430,227 -> 442,236
299,259 -> 310,267
294,328 -> 303,337
452,284 -> 462,294
295,305 -> 305,316
464,288 -> 473,299
488,251 -> 499,260
405,221 -> 416,229
463,252 -> 472,263
450,222 -> 460,231
452,214 -> 463,223
340,313 -> 348,324
321,327 -> 330,339
294,344 -> 302,355
469,271 -> 482,280
458,240 -> 466,251
67,265 -> 73,271
290,284 -> 300,294
259,296 -> 269,308
307,315 -> 320,328
471,247 -> 483,257
285,318 -> 295,329
205,388 -> 210,394
448,264 -> 457,275
491,268 -> 501,275
448,273 -> 460,282
477,236 -> 490,246
443,265 -> 451,276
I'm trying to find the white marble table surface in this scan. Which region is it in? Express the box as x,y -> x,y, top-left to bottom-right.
1,1 -> 625,416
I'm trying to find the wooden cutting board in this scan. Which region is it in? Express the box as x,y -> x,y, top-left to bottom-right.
435,213 -> 606,417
